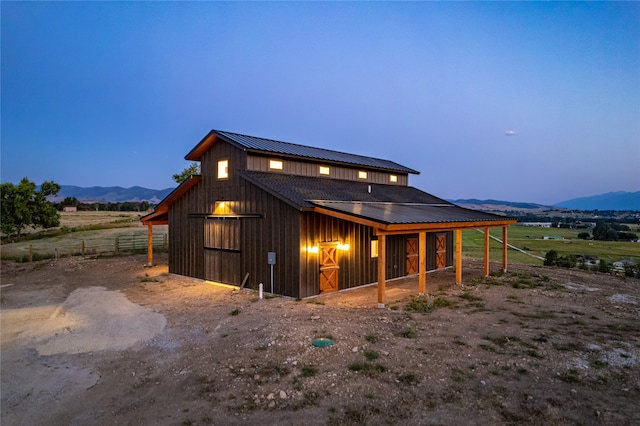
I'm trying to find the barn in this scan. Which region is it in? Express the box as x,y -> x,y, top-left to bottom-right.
141,130 -> 516,306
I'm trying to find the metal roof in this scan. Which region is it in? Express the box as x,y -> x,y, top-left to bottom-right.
239,171 -> 449,209
310,200 -> 509,225
213,130 -> 419,174
240,171 -> 513,226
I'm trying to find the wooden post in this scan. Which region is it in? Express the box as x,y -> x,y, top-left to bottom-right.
147,224 -> 153,266
455,229 -> 462,284
29,245 -> 33,262
81,240 -> 85,257
418,231 -> 426,294
502,226 -> 508,272
483,227 -> 490,277
115,237 -> 119,256
377,233 -> 386,308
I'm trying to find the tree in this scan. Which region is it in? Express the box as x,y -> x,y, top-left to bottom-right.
544,250 -> 559,266
172,163 -> 200,184
60,197 -> 80,208
577,232 -> 590,240
0,178 -> 61,239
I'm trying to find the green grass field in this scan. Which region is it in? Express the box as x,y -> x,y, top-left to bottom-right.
0,212 -> 167,261
464,224 -> 640,266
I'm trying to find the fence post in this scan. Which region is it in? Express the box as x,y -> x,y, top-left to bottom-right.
164,234 -> 168,249
82,240 -> 85,257
29,245 -> 33,262
115,237 -> 119,255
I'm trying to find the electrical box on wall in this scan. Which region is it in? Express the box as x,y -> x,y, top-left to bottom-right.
267,252 -> 276,265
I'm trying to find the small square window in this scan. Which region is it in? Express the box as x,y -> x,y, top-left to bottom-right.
269,159 -> 283,170
358,171 -> 368,179
217,160 -> 228,179
389,174 -> 398,183
319,166 -> 330,175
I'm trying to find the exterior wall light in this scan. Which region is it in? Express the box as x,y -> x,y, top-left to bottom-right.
214,201 -> 229,214
337,243 -> 350,251
306,246 -> 319,254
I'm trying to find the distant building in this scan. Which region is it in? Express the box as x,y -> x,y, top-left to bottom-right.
522,222 -> 552,228
62,206 -> 77,212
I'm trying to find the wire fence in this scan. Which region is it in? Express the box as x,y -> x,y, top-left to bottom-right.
0,232 -> 168,262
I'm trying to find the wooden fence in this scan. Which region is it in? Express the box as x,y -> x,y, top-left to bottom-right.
0,233 -> 168,262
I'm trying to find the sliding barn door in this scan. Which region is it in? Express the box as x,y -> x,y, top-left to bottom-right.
204,219 -> 241,284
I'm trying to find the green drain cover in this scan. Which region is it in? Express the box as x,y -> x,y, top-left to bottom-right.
312,338 -> 334,347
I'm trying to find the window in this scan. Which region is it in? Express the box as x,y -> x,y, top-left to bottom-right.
269,159 -> 283,170
217,160 -> 228,179
370,239 -> 378,258
358,171 -> 368,179
389,174 -> 398,183
319,166 -> 330,175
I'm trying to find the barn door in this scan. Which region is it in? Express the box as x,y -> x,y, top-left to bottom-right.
204,219 -> 241,284
436,233 -> 447,269
319,245 -> 339,294
406,237 -> 418,275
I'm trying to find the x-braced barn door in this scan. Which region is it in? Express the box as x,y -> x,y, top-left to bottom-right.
406,237 -> 418,275
319,245 -> 339,294
436,233 -> 447,269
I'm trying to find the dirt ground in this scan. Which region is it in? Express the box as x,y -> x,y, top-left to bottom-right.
1,254 -> 639,425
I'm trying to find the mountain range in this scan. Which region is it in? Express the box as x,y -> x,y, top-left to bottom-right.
54,186 -> 640,211
450,192 -> 639,211
53,185 -> 174,204
554,191 -> 640,211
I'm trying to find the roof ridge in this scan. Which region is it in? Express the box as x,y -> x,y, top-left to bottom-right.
213,129 -> 418,174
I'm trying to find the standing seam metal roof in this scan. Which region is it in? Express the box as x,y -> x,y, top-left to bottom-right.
310,200 -> 510,225
214,130 -> 419,174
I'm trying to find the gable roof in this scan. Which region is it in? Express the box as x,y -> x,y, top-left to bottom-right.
186,129 -> 419,174
140,175 -> 201,225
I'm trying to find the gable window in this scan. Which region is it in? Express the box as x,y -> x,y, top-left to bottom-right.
319,166 -> 330,175
217,160 -> 229,179
269,159 -> 283,170
389,174 -> 398,183
358,171 -> 368,179
370,239 -> 379,258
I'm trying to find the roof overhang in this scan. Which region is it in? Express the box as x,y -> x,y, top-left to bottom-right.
140,175 -> 202,225
310,200 -> 517,234
185,130 -> 217,161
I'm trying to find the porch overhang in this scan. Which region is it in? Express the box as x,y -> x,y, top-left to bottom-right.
140,175 -> 202,265
310,200 -> 517,307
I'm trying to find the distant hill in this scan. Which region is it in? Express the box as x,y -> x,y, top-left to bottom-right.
555,191 -> 640,211
449,199 -> 549,212
52,185 -> 174,204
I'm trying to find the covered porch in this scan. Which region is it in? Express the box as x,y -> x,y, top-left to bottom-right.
311,201 -> 517,307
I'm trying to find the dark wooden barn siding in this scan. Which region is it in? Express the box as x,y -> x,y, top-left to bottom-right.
168,182 -> 205,279
238,182 -> 302,297
299,213 -> 408,298
195,141 -> 302,296
246,154 -> 408,185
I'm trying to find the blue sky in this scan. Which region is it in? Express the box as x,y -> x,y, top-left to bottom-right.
2,2 -> 638,205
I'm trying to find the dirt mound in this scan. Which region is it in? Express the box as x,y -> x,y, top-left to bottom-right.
4,286 -> 166,355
